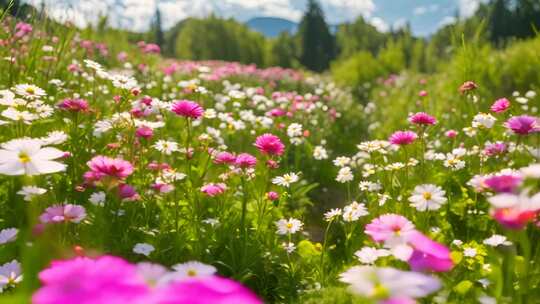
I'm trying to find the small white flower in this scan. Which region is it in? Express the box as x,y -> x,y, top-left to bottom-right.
472,113 -> 496,129
89,191 -> 106,206
133,243 -> 155,256
463,247 -> 477,257
354,247 -> 390,264
342,201 -> 368,222
153,140 -> 178,155
324,208 -> 342,221
17,186 -> 47,201
333,156 -> 351,167
408,184 -> 447,211
313,146 -> 328,160
272,172 -> 300,187
0,228 -> 18,245
282,242 -> 296,253
0,138 -> 66,176
275,218 -> 303,235
0,260 -> 22,291
336,166 -> 354,183
483,234 -> 512,247
14,84 -> 46,99
170,261 -> 216,280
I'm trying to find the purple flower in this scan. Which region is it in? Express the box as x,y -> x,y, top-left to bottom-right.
483,142 -> 507,157
504,115 -> 540,135
484,174 -> 522,193
389,131 -> 418,146
39,204 -> 86,224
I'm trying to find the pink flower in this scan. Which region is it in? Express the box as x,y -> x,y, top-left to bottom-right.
268,108 -> 286,117
33,256 -> 149,304
39,204 -> 86,224
418,90 -> 428,97
483,142 -> 507,156
504,115 -> 540,135
254,134 -> 285,156
201,183 -> 227,197
143,43 -> 161,54
235,153 -> 257,168
152,276 -> 261,304
445,130 -> 458,138
409,112 -> 436,125
58,98 -> 89,113
118,184 -> 140,201
84,156 -> 134,186
407,231 -> 454,272
213,152 -> 236,165
492,208 -> 536,230
484,174 -> 522,193
135,126 -> 153,139
171,100 -> 204,119
459,81 -> 478,94
266,191 -> 279,201
389,131 -> 417,146
490,98 -> 510,113
365,214 -> 416,247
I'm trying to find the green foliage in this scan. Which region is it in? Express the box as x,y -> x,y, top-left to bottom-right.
298,0 -> 335,72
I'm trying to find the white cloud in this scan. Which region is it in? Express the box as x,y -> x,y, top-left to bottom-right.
369,16 -> 389,33
458,0 -> 488,18
413,4 -> 439,16
438,15 -> 456,27
393,18 -> 407,30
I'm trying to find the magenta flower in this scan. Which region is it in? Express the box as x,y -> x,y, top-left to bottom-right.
365,214 -> 416,247
492,208 -> 536,230
504,115 -> 540,135
409,112 -> 436,126
58,98 -> 89,113
254,134 -> 285,156
153,276 -> 261,304
33,256 -> 149,304
490,98 -> 510,113
235,153 -> 257,168
201,183 -> 227,197
407,231 -> 454,272
418,90 -> 428,97
483,142 -> 507,157
266,191 -> 279,201
459,81 -> 478,94
389,131 -> 417,146
213,152 -> 236,165
39,204 -> 86,224
171,100 -> 204,119
135,126 -> 153,139
84,156 -> 134,186
118,184 -> 140,201
445,130 -> 458,138
484,174 -> 522,193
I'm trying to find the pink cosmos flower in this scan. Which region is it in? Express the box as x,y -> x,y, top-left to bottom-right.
418,90 -> 428,97
33,256 -> 149,304
488,192 -> 540,229
483,142 -> 507,157
171,100 -> 204,119
39,204 -> 86,224
254,134 -> 285,156
268,108 -> 286,117
504,115 -> 540,135
445,130 -> 458,138
213,152 -> 236,165
484,174 -> 522,193
84,156 -> 134,186
135,126 -> 153,139
118,184 -> 140,201
365,214 -> 416,247
407,231 -> 454,272
492,208 -> 537,230
459,81 -> 478,94
409,112 -> 436,125
266,191 -> 279,201
58,98 -> 89,112
389,131 -> 417,146
235,153 -> 257,168
490,98 -> 510,113
152,276 -> 261,304
201,183 -> 227,197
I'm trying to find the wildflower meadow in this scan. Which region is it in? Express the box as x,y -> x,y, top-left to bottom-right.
1,0 -> 540,303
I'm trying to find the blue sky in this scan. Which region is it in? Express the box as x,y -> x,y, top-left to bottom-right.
27,0 -> 487,36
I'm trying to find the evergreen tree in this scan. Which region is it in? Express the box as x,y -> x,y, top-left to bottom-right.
298,0 -> 335,72
152,3 -> 165,48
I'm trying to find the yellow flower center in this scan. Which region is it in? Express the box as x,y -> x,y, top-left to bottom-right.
187,269 -> 197,277
26,87 -> 35,94
423,192 -> 432,200
18,152 -> 31,163
286,223 -> 293,229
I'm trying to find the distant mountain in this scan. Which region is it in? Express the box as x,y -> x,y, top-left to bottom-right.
246,17 -> 297,37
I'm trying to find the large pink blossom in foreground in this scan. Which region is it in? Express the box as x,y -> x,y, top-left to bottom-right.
33,255 -> 261,304
171,100 -> 204,119
254,134 -> 285,156
407,231 -> 454,272
84,155 -> 134,186
504,115 -> 540,135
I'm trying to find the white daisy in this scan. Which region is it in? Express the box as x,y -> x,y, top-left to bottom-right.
133,243 -> 155,256
89,191 -> 106,206
14,84 -> 46,99
275,218 -> 303,235
153,140 -> 179,155
483,234 -> 511,247
0,138 -> 66,176
0,260 -> 22,291
170,261 -> 216,280
272,172 -> 300,187
354,247 -> 390,264
16,185 -> 47,201
408,184 -> 447,211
